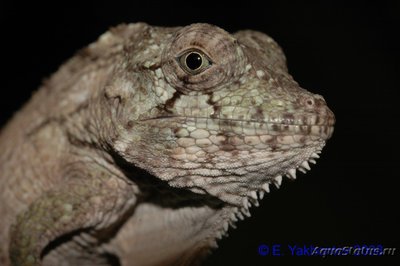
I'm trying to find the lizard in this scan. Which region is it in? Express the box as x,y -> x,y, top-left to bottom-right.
0,23 -> 335,266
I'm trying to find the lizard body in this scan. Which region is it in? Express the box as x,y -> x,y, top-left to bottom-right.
0,23 -> 335,266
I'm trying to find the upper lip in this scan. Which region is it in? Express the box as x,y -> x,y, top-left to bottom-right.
140,114 -> 335,127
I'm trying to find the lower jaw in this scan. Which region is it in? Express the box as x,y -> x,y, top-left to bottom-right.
206,142 -> 327,244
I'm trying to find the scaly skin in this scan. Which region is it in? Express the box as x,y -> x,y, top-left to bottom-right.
0,23 -> 335,266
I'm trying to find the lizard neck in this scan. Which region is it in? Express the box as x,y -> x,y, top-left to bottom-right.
110,199 -> 237,266
104,153 -> 239,266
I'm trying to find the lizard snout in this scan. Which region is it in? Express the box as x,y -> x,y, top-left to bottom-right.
300,94 -> 335,140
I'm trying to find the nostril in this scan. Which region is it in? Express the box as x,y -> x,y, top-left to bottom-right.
305,97 -> 315,107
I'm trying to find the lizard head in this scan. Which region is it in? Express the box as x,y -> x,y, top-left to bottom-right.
101,23 -> 335,207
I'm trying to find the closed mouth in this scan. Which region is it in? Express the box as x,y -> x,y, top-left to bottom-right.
140,115 -> 335,140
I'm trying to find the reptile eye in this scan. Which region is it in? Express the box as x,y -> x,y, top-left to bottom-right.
178,50 -> 212,75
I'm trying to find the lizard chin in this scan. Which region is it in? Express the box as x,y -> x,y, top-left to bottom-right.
239,145 -> 324,210
169,139 -> 328,207
197,144 -> 327,248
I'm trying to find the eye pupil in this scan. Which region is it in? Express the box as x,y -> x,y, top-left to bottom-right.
185,52 -> 203,70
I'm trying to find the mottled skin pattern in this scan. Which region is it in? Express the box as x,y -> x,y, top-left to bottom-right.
0,23 -> 335,266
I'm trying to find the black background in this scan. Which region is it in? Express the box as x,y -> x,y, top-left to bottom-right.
1,1 -> 399,266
